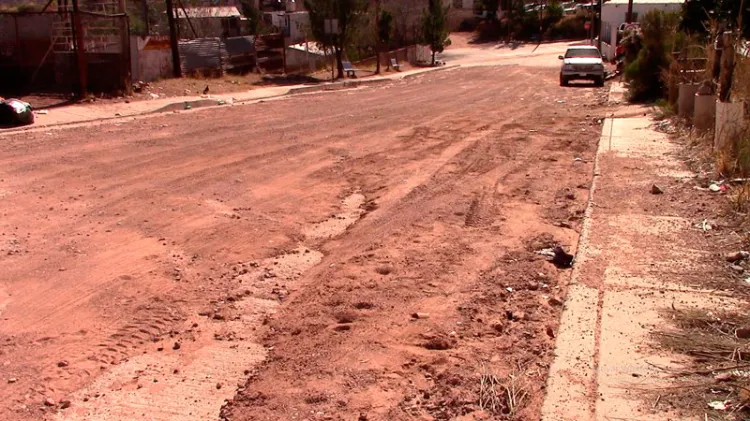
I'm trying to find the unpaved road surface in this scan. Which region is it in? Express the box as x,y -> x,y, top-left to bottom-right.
1,65 -> 606,421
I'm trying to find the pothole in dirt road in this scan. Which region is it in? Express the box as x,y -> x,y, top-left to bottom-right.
304,192 -> 366,240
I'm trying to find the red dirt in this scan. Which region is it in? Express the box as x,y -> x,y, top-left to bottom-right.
0,66 -> 606,421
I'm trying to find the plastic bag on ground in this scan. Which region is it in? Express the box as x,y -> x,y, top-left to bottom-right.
0,99 -> 34,127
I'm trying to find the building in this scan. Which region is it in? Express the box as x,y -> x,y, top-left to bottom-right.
263,10 -> 309,43
599,0 -> 684,60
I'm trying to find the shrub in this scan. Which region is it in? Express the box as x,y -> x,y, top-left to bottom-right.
547,14 -> 588,39
478,1 -> 565,42
623,10 -> 681,101
717,124 -> 750,178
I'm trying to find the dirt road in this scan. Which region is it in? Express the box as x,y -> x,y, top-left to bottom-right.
0,65 -> 606,421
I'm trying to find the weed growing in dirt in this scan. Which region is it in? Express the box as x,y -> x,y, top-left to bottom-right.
730,182 -> 750,214
653,99 -> 676,120
716,126 -> 750,178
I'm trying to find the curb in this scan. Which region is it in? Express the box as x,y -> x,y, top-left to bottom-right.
285,64 -> 460,95
400,64 -> 460,80
152,98 -> 223,114
0,64 -> 462,136
287,78 -> 392,95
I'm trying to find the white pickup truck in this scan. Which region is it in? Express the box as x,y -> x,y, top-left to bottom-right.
559,45 -> 605,87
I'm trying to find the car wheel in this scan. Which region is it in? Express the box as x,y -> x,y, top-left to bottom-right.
595,77 -> 604,87
560,76 -> 568,87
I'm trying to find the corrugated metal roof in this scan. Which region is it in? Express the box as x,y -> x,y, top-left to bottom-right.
605,0 -> 684,4
175,6 -> 241,19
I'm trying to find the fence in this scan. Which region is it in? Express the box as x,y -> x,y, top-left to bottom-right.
0,10 -> 130,96
177,35 -> 258,76
178,37 -> 225,76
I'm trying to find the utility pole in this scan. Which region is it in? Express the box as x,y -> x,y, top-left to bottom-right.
118,0 -> 131,94
166,0 -> 182,77
375,0 -> 381,74
589,0 -> 594,44
71,0 -> 87,98
626,0 -> 633,23
596,0 -> 602,50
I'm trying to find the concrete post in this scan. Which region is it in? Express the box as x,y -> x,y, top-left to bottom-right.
677,84 -> 699,120
693,94 -> 716,132
714,101 -> 745,150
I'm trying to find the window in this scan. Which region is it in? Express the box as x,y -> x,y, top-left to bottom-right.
565,47 -> 602,58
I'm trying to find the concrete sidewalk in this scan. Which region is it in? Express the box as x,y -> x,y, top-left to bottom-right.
5,65 -> 454,132
541,89 -> 738,420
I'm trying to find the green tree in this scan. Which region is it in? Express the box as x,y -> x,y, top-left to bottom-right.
421,0 -> 451,66
544,2 -> 564,24
502,0 -> 527,41
239,0 -> 261,36
305,0 -> 369,79
377,8 -> 393,73
624,10 -> 682,101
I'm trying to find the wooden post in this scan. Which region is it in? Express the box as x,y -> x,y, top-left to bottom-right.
282,36 -> 287,74
13,15 -> 21,68
71,0 -> 87,97
142,0 -> 150,34
166,0 -> 182,77
119,0 -> 132,94
719,32 -> 735,102
589,0 -> 594,44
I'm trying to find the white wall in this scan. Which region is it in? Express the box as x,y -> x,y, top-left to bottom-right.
600,2 -> 683,59
285,46 -> 325,71
130,36 -> 174,82
267,11 -> 309,43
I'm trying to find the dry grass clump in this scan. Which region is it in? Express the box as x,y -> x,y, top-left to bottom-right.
478,366 -> 529,417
